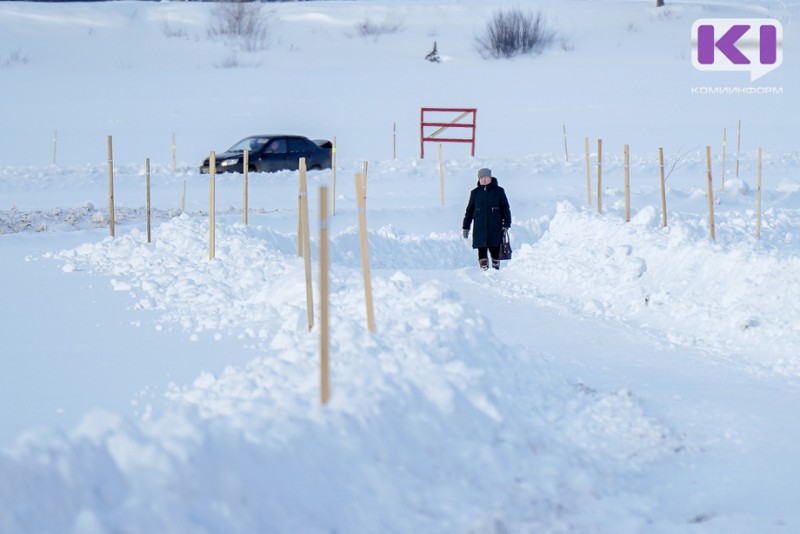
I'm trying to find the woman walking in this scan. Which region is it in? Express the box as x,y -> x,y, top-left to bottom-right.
462,168 -> 512,270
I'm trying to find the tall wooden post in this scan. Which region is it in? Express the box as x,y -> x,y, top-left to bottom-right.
596,139 -> 603,214
563,124 -> 569,162
705,146 -> 716,241
624,144 -> 631,222
735,119 -> 742,179
659,147 -> 667,227
107,135 -> 115,237
297,192 -> 303,257
297,157 -> 305,257
585,137 -> 592,206
299,158 -> 314,331
209,151 -> 216,259
757,148 -> 762,239
243,149 -> 249,225
355,172 -> 376,333
146,158 -> 151,244
721,128 -> 727,192
319,186 -> 330,405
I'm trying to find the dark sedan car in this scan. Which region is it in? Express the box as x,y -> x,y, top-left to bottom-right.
200,135 -> 332,174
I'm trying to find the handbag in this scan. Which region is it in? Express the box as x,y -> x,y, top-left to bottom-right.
499,228 -> 512,260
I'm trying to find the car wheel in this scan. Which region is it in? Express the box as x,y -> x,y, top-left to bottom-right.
309,164 -> 322,171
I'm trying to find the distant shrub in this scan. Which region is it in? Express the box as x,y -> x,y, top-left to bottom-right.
214,52 -> 259,69
207,0 -> 271,52
215,53 -> 242,69
354,15 -> 403,38
162,20 -> 189,39
1,49 -> 28,67
475,8 -> 556,59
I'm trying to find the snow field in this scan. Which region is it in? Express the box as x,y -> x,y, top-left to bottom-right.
3,0 -> 800,531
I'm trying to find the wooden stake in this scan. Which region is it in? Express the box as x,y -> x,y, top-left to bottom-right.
706,146 -> 716,241
146,158 -> 151,244
585,137 -> 592,206
297,159 -> 305,257
439,144 -> 445,206
355,172 -> 376,333
209,151 -> 216,259
659,147 -> 667,227
757,147 -> 762,239
596,139 -> 603,214
735,119 -> 742,179
171,132 -> 177,174
319,186 -> 330,405
563,124 -> 569,162
721,128 -> 727,192
299,158 -> 314,331
107,135 -> 115,237
331,136 -> 337,215
297,190 -> 303,257
624,144 -> 630,222
243,149 -> 249,225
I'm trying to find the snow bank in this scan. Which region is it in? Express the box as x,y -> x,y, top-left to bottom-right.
2,213 -> 684,532
497,202 -> 800,375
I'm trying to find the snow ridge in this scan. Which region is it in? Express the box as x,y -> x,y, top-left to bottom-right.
0,213 -> 685,532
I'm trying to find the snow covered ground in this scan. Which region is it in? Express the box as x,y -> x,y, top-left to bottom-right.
2,1 -> 800,532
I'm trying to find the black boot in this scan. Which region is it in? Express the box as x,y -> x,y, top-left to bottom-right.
492,259 -> 500,270
479,258 -> 489,270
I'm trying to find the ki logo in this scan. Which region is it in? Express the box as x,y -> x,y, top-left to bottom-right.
692,19 -> 783,81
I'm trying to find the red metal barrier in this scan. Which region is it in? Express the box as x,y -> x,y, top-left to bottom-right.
420,107 -> 477,159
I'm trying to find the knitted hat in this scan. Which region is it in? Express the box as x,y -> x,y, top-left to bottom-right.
477,168 -> 492,179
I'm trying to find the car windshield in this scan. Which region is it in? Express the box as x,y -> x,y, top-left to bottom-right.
228,137 -> 270,153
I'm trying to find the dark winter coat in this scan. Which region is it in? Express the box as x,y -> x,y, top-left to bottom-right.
462,177 -> 511,249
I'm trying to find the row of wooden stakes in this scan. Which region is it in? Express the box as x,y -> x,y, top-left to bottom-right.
585,138 -> 764,240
